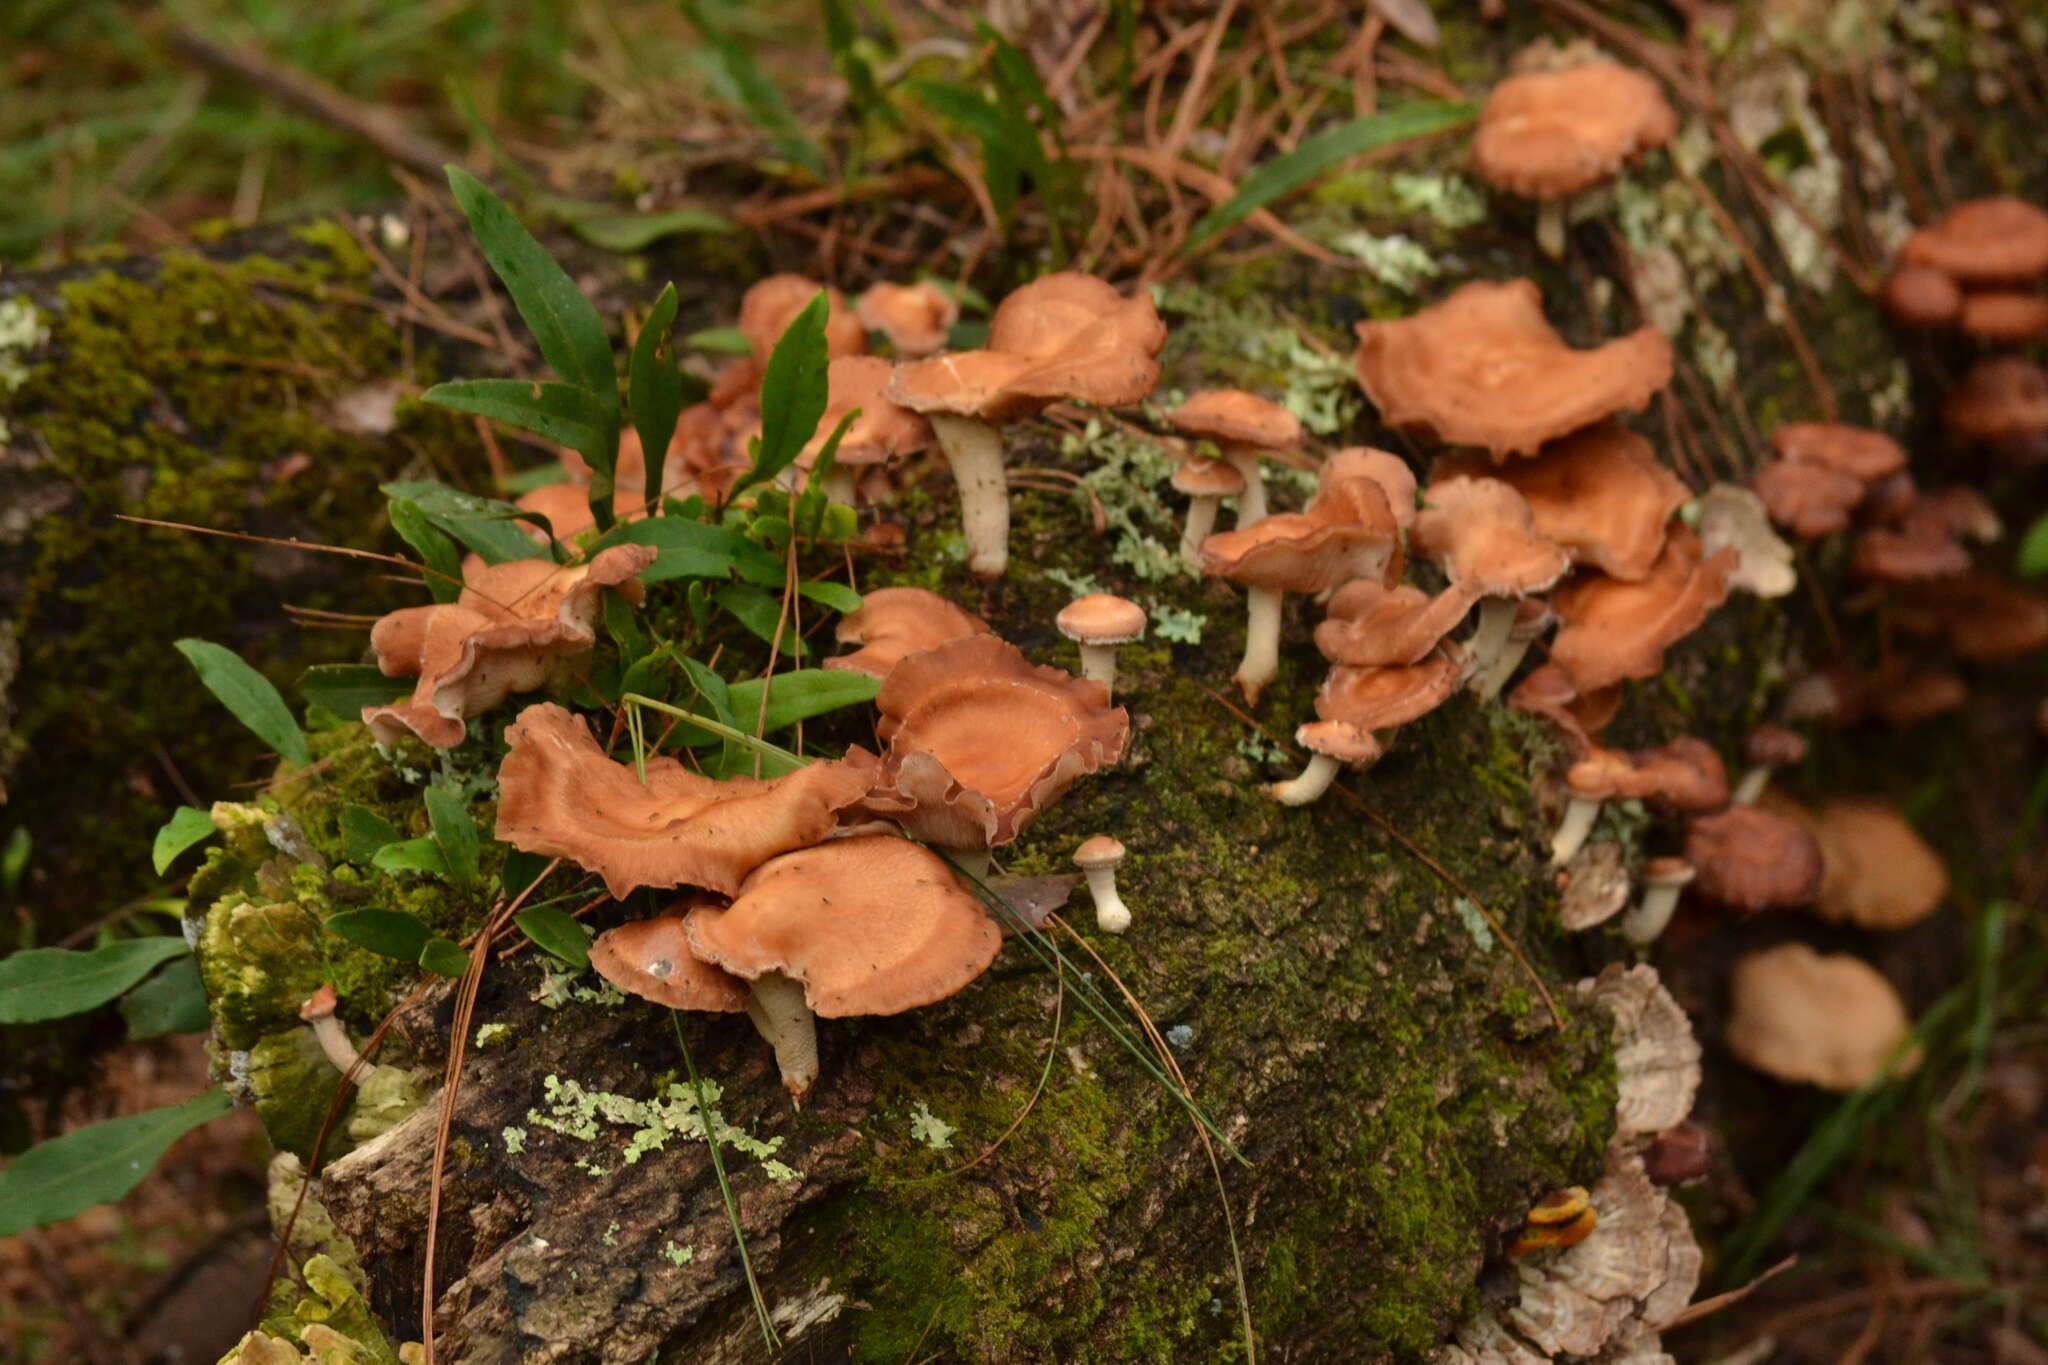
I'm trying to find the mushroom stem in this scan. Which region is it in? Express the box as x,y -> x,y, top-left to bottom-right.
820,464 -> 859,508
308,1016 -> 362,1081
1076,643 -> 1122,695
1536,199 -> 1568,259
929,412 -> 1010,577
1471,634 -> 1535,702
1180,495 -> 1221,564
1221,446 -> 1268,525
1269,753 -> 1341,806
1082,864 -> 1131,934
1622,884 -> 1686,945
743,970 -> 819,1105
1549,795 -> 1605,866
1235,584 -> 1285,703
1732,765 -> 1774,807
1465,597 -> 1518,685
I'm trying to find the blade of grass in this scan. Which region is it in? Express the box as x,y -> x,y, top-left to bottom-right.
670,1011 -> 780,1351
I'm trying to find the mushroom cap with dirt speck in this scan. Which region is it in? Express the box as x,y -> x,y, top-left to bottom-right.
1751,458 -> 1863,540
739,273 -> 867,364
1170,457 -> 1245,496
1326,447 -> 1418,528
1200,461 -> 1404,593
1943,356 -> 2048,443
855,280 -> 959,357
1165,389 -> 1303,450
1073,835 -> 1126,870
1471,62 -> 1678,200
589,909 -> 750,1013
1881,264 -> 1962,328
493,703 -> 882,898
1726,942 -> 1919,1091
1566,737 -> 1728,814
1768,422 -> 1907,484
1412,476 -> 1572,595
1898,196 -> 2048,284
1315,643 -> 1469,731
824,587 -> 990,679
1763,795 -> 1948,932
682,835 -> 1000,1018
1354,279 -> 1673,460
801,355 -> 934,468
1682,805 -> 1821,912
1583,963 -> 1702,1137
1549,527 -> 1735,692
1056,594 -> 1147,646
1314,580 -> 1483,667
1433,424 -> 1689,582
866,634 -> 1128,849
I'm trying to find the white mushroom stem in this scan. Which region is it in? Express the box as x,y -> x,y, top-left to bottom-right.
1235,585 -> 1285,703
306,1014 -> 363,1082
1622,883 -> 1686,945
744,970 -> 819,1105
820,464 -> 859,508
1549,795 -> 1604,866
1536,199 -> 1568,259
1732,764 -> 1775,807
1221,445 -> 1268,525
929,412 -> 1009,576
1180,495 -> 1221,564
1270,753 -> 1341,806
1471,634 -> 1536,702
1082,864 -> 1131,934
1465,597 -> 1518,687
1076,643 -> 1122,695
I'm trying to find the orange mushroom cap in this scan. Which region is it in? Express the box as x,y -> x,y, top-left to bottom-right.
1943,356 -> 2048,443
1326,447 -> 1419,529
1548,527 -> 1735,692
800,355 -> 935,469
1411,476 -> 1571,595
1959,292 -> 2048,344
1200,462 -> 1404,593
1314,580 -> 1484,667
1056,594 -> 1148,646
1508,663 -> 1621,755
1171,458 -> 1246,497
866,635 -> 1128,849
1566,736 -> 1729,813
493,703 -> 882,898
1354,279 -> 1673,460
1294,720 -> 1384,765
1315,644 -> 1469,731
739,273 -> 867,365
1752,459 -> 1864,540
684,835 -> 1001,1018
1165,390 -> 1303,451
1848,524 -> 1969,584
589,907 -> 751,1012
855,281 -> 960,358
1897,197 -> 2048,285
1683,805 -> 1822,912
1768,423 -> 1907,484
1880,265 -> 1962,329
824,586 -> 991,679
1471,62 -> 1678,200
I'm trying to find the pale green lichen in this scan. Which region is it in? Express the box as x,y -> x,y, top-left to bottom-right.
1146,601 -> 1205,645
502,1126 -> 528,1155
1323,231 -> 1441,293
909,1101 -> 956,1151
525,1072 -> 801,1179
1450,898 -> 1493,952
1389,172 -> 1488,230
660,1241 -> 695,1266
475,1022 -> 512,1049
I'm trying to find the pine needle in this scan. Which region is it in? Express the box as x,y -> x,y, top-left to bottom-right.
670,1011 -> 781,1351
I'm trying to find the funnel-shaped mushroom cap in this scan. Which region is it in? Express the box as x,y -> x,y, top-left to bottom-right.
801,355 -> 934,468
1752,458 -> 1864,539
1768,423 -> 1906,484
1434,424 -> 1689,581
855,281 -> 959,357
363,545 -> 658,748
1881,264 -> 1962,328
1171,458 -> 1245,497
867,635 -> 1128,849
1567,736 -> 1728,813
1898,197 -> 2048,284
1412,476 -> 1571,594
1897,573 -> 2048,661
740,274 -> 867,364
1583,964 -> 1701,1138
589,909 -> 750,1012
1165,390 -> 1303,450
1549,527 -> 1735,691
1354,279 -> 1673,460
1326,447 -> 1418,528
683,836 -> 1000,1018
887,272 -> 1166,424
1943,356 -> 2048,442
1314,580 -> 1483,667
1784,797 -> 1948,931
1727,943 -> 1919,1091
1200,465 -> 1403,593
1315,644 -> 1468,730
1508,663 -> 1620,753
1472,62 -> 1677,199
1683,806 -> 1821,912
825,586 -> 991,679
494,704 -> 882,898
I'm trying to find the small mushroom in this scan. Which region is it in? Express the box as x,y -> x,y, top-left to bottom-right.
1548,527 -> 1735,693
1726,943 -> 1919,1091
1074,836 -> 1131,933
1312,579 -> 1483,669
1164,390 -> 1303,525
1620,856 -> 1696,945
1959,291 -> 2048,343
855,280 -> 959,357
1411,475 -> 1570,685
1642,1122 -> 1710,1187
824,587 -> 991,679
1733,723 -> 1807,805
1055,594 -> 1147,697
1942,356 -> 2048,465
1752,458 -> 1865,540
799,355 -> 934,504
589,909 -> 751,1013
1683,805 -> 1822,914
1550,736 -> 1728,867
1276,647 -> 1466,806
1789,796 -> 1949,931
1768,422 -> 1907,484
1269,721 -> 1383,807
1506,662 -> 1621,756
1881,264 -> 1962,329
299,984 -> 362,1081
1897,196 -> 2048,284
739,273 -> 868,364
1170,458 -> 1246,563
1896,572 -> 2048,661
1582,963 -> 1701,1137
1468,597 -> 1556,702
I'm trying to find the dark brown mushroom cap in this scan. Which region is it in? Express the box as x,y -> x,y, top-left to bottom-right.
739,273 -> 867,364
1898,197 -> 2048,284
493,703 -> 882,898
1943,356 -> 2048,442
1959,292 -> 2048,343
1743,723 -> 1808,769
1896,573 -> 2048,661
855,281 -> 959,357
802,355 -> 935,467
1642,1122 -> 1711,1187
1683,806 -> 1822,912
1567,737 -> 1728,813
867,635 -> 1128,849
824,587 -> 991,679
1354,279 -> 1673,460
683,836 -> 1001,1018
1411,476 -> 1572,595
1752,459 -> 1864,540
1171,458 -> 1246,497
1881,265 -> 1962,328
589,909 -> 750,1012
1295,720 -> 1384,764
1165,390 -> 1303,450
1433,424 -> 1689,581
1904,487 -> 2002,544
1056,594 -> 1147,645
1326,447 -> 1419,528
1200,464 -> 1403,594
1549,527 -> 1735,692
1768,423 -> 1906,484
1471,62 -> 1678,199
1848,525 -> 1969,584
1314,580 -> 1483,667
1315,644 -> 1469,730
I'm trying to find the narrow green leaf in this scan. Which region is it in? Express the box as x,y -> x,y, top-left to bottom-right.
515,907 -> 592,969
502,850 -> 550,899
0,1090 -> 233,1237
630,284 -> 686,511
445,166 -> 618,410
1185,101 -> 1476,250
174,640 -> 311,768
724,669 -> 880,735
425,788 -> 481,889
0,939 -> 192,1025
151,807 -> 216,876
685,325 -> 751,355
373,837 -> 449,878
120,957 -> 210,1040
713,584 -> 809,656
1,828 -> 29,894
2018,511 -> 2048,577
796,580 -> 864,614
341,806 -> 401,865
419,938 -> 471,978
327,909 -> 435,962
389,497 -> 463,602
499,462 -> 575,496
381,481 -> 552,565
301,664 -> 413,717
416,380 -> 615,499
906,80 -> 1023,219
567,207 -> 737,253
681,0 -> 827,178
731,292 -> 831,500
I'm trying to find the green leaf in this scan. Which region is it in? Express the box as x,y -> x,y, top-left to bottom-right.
499,462 -> 575,496
0,1090 -> 233,1237
2018,511 -> 2048,577
567,207 -> 737,253
373,837 -> 449,878
502,850 -> 550,899
723,669 -> 881,736
445,166 -> 618,410
713,584 -> 808,656
381,481 -> 552,565
629,283 -> 686,511
419,938 -> 471,978
685,325 -> 751,355
597,517 -> 784,586
514,907 -> 592,969
341,806 -> 400,865
151,807 -> 216,876
1185,101 -> 1477,250
796,580 -> 864,614
389,497 -> 463,603
416,381 -> 616,499
326,909 -> 434,962
906,79 -> 1024,219
1,828 -> 28,895
731,292 -> 831,499
174,639 -> 311,768
425,787 -> 482,889
0,939 -> 192,1025
120,957 -> 210,1040
681,0 -> 828,177
301,664 -> 413,717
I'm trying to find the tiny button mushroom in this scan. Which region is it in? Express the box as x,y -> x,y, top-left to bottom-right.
299,984 -> 363,1082
1165,389 -> 1303,526
1055,594 -> 1148,697
1170,457 -> 1245,564
1620,856 -> 1696,945
1550,736 -> 1727,867
1269,721 -> 1382,806
1733,723 -> 1807,805
1642,1122 -> 1711,1187
1943,356 -> 2048,464
1073,836 -> 1131,933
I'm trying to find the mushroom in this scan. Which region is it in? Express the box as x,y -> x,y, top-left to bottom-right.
589,908 -> 751,1012
494,703 -> 881,897
299,984 -> 362,1082
1726,943 -> 1920,1091
1897,196 -> 2048,284
1506,1187 -> 1597,1256
1619,856 -> 1696,945
739,273 -> 868,364
1074,836 -> 1132,933
1312,579 -> 1483,669
1470,60 -> 1678,258
518,427 -> 710,538
1055,594 -> 1147,696
1682,805 -> 1822,914
1696,483 -> 1796,598
1881,264 -> 1962,329
1506,662 -> 1621,756
1548,527 -> 1735,693
1411,475 -> 1571,685
855,280 -> 959,357
1642,1122 -> 1711,1187
1200,458 -> 1403,702
865,634 -> 1128,877
1354,279 -> 1674,460
1269,721 -> 1383,807
1170,458 -> 1245,563
1752,458 -> 1865,539
1959,292 -> 2048,343
1781,796 -> 1949,931
823,586 -> 991,679
1331,447 -> 1419,529
1469,597 -> 1557,702
799,355 -> 934,504
681,836 -> 1002,1101
1582,963 -> 1701,1137
1273,645 -> 1466,805
1768,422 -> 1907,484
1732,723 -> 1806,805
363,544 -> 659,748
888,272 -> 1166,576
1942,356 -> 2048,465
1896,572 -> 2048,661
1549,736 -> 1728,867
1164,390 -> 1303,526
